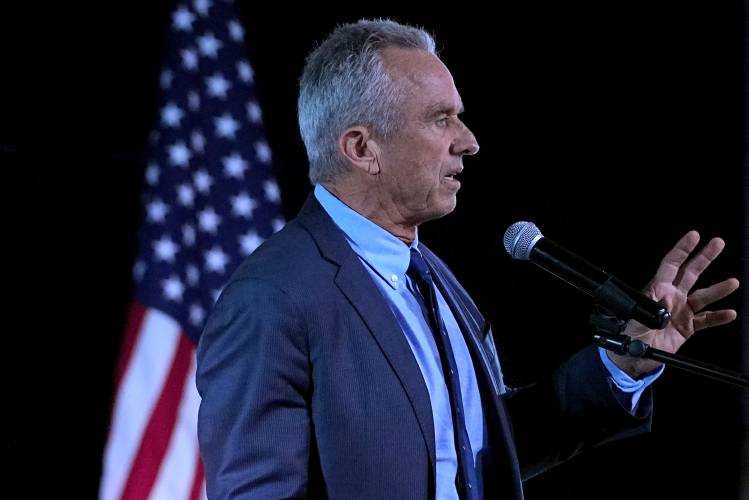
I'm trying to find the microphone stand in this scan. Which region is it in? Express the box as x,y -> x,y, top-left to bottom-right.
590,307 -> 749,389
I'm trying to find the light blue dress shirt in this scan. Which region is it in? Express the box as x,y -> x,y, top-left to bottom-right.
599,344 -> 663,409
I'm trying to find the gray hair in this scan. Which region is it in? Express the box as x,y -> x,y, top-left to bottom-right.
298,19 -> 436,184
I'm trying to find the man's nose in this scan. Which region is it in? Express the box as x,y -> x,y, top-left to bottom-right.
451,124 -> 479,156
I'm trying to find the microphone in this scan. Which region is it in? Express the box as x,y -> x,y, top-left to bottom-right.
503,221 -> 670,330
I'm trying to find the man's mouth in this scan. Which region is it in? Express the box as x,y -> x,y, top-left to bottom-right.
444,168 -> 463,181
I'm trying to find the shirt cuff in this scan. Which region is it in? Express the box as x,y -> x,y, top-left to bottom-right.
597,346 -> 664,411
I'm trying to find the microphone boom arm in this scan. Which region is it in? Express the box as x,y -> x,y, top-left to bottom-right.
594,333 -> 749,389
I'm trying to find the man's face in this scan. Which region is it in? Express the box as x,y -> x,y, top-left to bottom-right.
374,48 -> 479,226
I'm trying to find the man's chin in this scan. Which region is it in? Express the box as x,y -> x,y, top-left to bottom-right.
419,197 -> 458,224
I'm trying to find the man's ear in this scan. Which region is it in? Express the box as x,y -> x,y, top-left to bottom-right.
339,126 -> 381,175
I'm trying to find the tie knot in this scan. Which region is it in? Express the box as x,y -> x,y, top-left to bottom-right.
407,248 -> 431,283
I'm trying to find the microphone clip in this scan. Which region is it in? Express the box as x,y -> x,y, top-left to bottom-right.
588,304 -> 627,336
589,304 -> 649,358
592,333 -> 649,358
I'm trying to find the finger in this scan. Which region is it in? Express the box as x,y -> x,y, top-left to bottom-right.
693,309 -> 737,332
673,237 -> 725,292
653,231 -> 700,284
687,278 -> 740,312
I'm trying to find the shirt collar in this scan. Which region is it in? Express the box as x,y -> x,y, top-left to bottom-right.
314,184 -> 418,289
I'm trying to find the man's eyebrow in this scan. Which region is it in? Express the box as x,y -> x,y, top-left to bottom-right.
424,102 -> 465,118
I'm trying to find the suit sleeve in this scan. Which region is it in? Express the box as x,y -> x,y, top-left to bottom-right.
503,344 -> 653,481
196,278 -> 311,499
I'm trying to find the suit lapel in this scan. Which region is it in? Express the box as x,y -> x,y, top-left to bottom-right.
334,255 -> 437,467
296,195 -> 437,472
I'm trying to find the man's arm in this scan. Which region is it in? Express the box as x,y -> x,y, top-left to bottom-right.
503,344 -> 652,481
196,278 -> 311,499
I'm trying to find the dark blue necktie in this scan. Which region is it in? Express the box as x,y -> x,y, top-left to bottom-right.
407,248 -> 479,499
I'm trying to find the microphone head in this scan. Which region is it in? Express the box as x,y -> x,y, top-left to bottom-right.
503,221 -> 543,260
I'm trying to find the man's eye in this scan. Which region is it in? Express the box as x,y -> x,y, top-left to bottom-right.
436,117 -> 449,126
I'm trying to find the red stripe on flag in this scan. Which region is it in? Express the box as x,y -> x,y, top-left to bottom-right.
119,331 -> 194,500
189,452 -> 205,500
115,301 -> 148,387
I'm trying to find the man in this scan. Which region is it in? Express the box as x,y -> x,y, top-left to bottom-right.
196,19 -> 739,499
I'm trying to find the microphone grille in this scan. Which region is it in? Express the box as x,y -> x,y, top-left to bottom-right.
503,221 -> 543,260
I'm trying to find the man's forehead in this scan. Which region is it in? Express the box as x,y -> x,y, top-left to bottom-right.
381,47 -> 446,78
380,47 -> 461,108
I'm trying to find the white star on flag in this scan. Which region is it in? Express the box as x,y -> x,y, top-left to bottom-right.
162,275 -> 185,301
161,102 -> 185,128
272,217 -> 285,233
168,141 -> 192,167
147,198 -> 170,223
231,192 -> 258,218
264,180 -> 281,203
189,303 -> 206,326
206,72 -> 231,99
186,264 -> 200,286
191,130 -> 206,152
215,113 -> 240,138
172,6 -> 195,32
193,169 -> 213,193
205,245 -> 230,273
181,48 -> 199,71
145,163 -> 160,186
188,91 -> 201,110
182,224 -> 196,246
197,32 -> 223,58
222,152 -> 248,178
153,235 -> 179,262
176,183 -> 195,207
246,101 -> 262,123
228,20 -> 244,42
237,60 -> 253,83
198,207 -> 222,233
239,230 -> 264,256
254,140 -> 272,163
193,0 -> 212,16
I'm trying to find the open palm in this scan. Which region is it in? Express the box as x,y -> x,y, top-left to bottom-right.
613,231 -> 739,377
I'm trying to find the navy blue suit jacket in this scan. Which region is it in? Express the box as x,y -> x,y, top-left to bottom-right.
196,195 -> 652,499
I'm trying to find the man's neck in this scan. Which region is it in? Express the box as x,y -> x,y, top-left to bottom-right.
320,182 -> 417,245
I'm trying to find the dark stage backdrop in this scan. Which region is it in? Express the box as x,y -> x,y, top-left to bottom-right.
3,3 -> 746,499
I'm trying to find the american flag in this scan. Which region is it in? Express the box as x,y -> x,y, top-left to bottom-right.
99,1 -> 284,498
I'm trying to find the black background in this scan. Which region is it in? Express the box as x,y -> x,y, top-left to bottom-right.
3,2 -> 746,498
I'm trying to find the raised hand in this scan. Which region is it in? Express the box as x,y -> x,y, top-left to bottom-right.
609,231 -> 740,378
